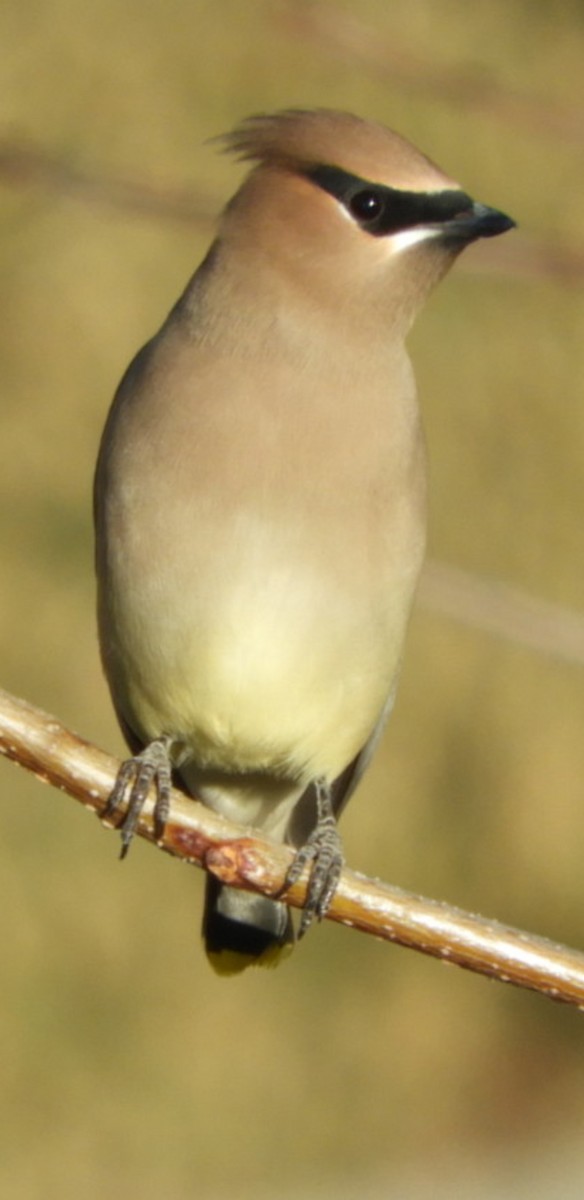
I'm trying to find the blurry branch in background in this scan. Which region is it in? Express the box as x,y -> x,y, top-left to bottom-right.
275,0 -> 584,146
420,561 -> 584,669
0,138 -> 216,227
2,685 -> 584,1009
0,135 -> 583,286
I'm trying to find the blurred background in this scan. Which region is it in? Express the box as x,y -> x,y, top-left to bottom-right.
1,1 -> 584,1196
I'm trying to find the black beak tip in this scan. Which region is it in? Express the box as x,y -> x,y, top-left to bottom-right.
480,208 -> 516,238
443,202 -> 516,245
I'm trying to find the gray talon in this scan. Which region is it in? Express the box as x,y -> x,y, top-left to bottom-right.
285,778 -> 344,939
104,736 -> 173,857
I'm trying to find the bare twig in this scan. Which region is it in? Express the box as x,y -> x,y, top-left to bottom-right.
0,137 -> 583,285
420,560 -> 584,669
0,137 -> 216,226
275,0 -> 584,146
1,685 -> 583,1006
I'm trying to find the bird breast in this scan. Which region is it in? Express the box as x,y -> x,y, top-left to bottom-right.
96,326 -> 426,783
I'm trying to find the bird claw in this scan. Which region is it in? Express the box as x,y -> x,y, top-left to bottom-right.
284,779 -> 344,938
103,737 -> 173,857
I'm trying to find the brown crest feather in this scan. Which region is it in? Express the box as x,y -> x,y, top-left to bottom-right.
216,108 -> 456,193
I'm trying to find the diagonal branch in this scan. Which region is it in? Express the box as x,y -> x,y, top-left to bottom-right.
1,684 -> 583,1008
0,137 -> 583,285
275,0 -> 584,146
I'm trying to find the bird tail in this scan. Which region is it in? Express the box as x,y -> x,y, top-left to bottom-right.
203,875 -> 294,974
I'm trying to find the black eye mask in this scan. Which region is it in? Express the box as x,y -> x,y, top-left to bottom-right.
305,165 -> 474,238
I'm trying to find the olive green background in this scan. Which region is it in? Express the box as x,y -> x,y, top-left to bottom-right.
1,1 -> 584,1196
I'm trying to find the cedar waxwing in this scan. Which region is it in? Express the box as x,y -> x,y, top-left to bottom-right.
94,109 -> 514,972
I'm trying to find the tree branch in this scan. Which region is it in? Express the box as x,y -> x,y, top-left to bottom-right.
0,137 -> 582,286
276,0 -> 584,147
1,684 -> 583,1008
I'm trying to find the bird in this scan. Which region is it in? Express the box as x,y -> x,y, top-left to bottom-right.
94,108 -> 514,972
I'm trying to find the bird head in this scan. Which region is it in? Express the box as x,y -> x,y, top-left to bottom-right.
215,109 -> 514,337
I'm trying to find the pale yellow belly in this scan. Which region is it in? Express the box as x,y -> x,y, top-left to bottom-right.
100,523 -> 418,785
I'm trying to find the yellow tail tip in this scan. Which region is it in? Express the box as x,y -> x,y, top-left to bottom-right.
206,940 -> 294,976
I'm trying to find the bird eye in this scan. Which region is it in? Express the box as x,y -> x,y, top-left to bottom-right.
349,189 -> 384,223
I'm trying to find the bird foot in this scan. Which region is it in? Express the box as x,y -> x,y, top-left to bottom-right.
284,778 -> 344,939
103,736 -> 173,858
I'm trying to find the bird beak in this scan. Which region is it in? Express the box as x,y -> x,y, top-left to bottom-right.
443,201 -> 516,243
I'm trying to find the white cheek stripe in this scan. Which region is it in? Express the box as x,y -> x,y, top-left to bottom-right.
334,199 -> 443,255
385,226 -> 442,255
